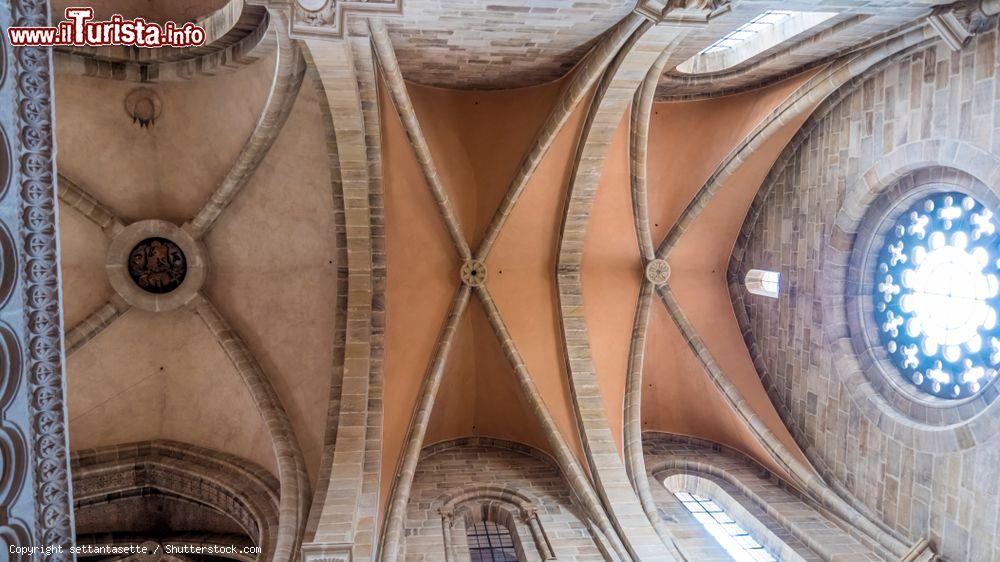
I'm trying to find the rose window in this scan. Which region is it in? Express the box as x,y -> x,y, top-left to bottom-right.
875,192 -> 1000,399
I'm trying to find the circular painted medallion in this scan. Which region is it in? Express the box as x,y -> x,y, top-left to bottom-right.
127,237 -> 187,294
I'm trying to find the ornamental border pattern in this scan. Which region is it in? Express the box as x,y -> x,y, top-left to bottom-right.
14,0 -> 75,552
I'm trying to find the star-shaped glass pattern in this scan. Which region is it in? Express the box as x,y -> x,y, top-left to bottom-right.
875,191 -> 1000,399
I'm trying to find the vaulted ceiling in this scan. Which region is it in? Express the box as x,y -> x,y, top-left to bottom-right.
53,0 -> 951,555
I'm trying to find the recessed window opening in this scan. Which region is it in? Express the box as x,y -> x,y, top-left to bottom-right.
676,10 -> 837,74
467,520 -> 520,562
746,269 -> 779,298
674,492 -> 776,562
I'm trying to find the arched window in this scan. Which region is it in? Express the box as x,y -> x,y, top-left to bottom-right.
466,520 -> 520,562
745,269 -> 779,298
675,10 -> 837,74
673,491 -> 776,561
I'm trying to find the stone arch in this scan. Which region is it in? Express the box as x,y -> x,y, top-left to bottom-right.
657,470 -> 806,562
823,141 -> 1000,451
439,487 -> 554,562
644,432 -> 881,561
71,440 -> 279,560
400,437 -> 603,561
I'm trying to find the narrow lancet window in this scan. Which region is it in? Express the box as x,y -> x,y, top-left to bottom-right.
675,492 -> 776,561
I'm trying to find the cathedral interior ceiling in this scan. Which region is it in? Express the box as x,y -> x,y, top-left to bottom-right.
47,0 -> 972,557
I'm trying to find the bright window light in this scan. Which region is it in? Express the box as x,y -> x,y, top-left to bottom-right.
674,492 -> 776,562
875,192 -> 1000,399
676,10 -> 837,74
746,269 -> 779,298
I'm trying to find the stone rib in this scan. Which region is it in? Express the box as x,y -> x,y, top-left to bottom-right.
186,8 -> 305,238
64,296 -> 130,356
653,285 -> 910,559
192,294 -> 310,562
350,35 -> 387,562
369,20 -> 472,261
629,41 -> 679,261
57,174 -> 123,236
299,36 -> 381,562
556,23 -> 682,561
657,23 -> 936,259
622,281 -> 684,558
473,284 -> 631,562
656,15 -> 868,93
379,284 -> 471,562
474,12 -> 647,261
625,42 -> 689,557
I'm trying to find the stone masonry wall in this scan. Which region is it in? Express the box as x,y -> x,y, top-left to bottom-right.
731,21 -> 1000,562
403,438 -> 604,561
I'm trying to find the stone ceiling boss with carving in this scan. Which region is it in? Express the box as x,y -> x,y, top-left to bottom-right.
1,0 -> 997,561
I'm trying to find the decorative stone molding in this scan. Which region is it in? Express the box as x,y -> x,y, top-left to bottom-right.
370,20 -> 471,260
474,12 -> 647,261
926,6 -> 972,51
653,26 -> 948,559
105,220 -> 207,312
290,0 -> 403,39
0,0 -> 76,554
56,174 -> 123,236
659,24 -> 936,258
124,88 -> 162,128
634,0 -> 731,25
371,15 -> 645,561
71,440 -> 280,559
438,486 -> 553,562
64,296 -> 130,355
900,538 -> 938,562
925,0 -> 1000,52
459,260 -> 487,287
406,440 -> 606,561
644,259 -> 671,286
301,542 -> 353,562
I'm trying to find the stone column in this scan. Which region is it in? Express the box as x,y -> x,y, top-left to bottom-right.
439,507 -> 456,561
0,0 -> 76,557
520,505 -> 554,561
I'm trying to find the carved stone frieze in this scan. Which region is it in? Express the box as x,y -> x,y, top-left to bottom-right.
0,0 -> 75,555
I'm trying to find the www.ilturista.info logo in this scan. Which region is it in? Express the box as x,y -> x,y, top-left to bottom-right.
7,7 -> 206,47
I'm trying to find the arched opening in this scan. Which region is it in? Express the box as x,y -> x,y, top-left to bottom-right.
467,519 -> 520,562
672,491 -> 776,561
660,470 -> 807,562
745,269 -> 780,298
675,10 -> 838,74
